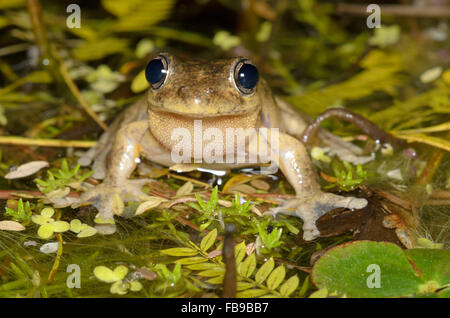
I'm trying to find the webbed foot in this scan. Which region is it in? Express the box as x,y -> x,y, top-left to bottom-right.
269,192 -> 367,241
71,179 -> 154,234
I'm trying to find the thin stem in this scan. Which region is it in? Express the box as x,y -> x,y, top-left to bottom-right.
0,136 -> 96,148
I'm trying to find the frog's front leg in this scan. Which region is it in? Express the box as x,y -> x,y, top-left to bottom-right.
72,120 -> 154,234
272,133 -> 368,241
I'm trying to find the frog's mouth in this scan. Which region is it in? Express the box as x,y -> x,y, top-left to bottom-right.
148,105 -> 260,118
147,108 -> 260,151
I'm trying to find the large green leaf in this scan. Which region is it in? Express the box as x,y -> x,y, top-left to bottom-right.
311,241 -> 449,298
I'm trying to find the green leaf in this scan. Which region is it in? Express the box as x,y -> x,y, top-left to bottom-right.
236,289 -> 268,298
102,0 -> 176,31
72,38 -> 130,61
206,276 -> 224,285
255,258 -> 274,284
185,263 -> 219,271
177,257 -> 207,265
266,265 -> 286,291
131,69 -> 149,93
311,241 -> 449,297
52,221 -> 70,233
280,275 -> 299,297
234,241 -> 246,264
197,268 -> 225,277
298,276 -> 310,297
236,281 -> 254,291
238,253 -> 256,278
37,224 -> 54,239
200,228 -> 217,252
161,247 -> 198,257
404,249 -> 450,292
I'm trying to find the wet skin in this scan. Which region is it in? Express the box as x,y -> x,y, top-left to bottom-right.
75,53 -> 368,241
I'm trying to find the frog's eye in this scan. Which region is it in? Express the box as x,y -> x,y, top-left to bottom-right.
145,55 -> 169,89
233,59 -> 259,94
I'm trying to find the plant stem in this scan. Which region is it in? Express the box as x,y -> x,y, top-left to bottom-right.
0,136 -> 96,148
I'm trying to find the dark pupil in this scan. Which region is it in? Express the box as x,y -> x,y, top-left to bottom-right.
238,63 -> 259,89
145,59 -> 164,85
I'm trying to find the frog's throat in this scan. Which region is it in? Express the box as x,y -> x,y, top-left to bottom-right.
147,108 -> 260,152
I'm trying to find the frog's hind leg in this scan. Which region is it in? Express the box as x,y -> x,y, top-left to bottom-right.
269,132 -> 367,241
78,128 -> 113,179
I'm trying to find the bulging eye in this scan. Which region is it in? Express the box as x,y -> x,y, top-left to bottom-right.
234,59 -> 259,94
145,55 -> 169,89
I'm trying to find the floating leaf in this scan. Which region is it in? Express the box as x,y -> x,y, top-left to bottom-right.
52,221 -> 70,233
77,224 -> 97,238
129,281 -> 143,292
255,257 -> 274,284
200,228 -> 217,252
37,224 -> 54,239
70,219 -> 83,233
40,207 -> 55,218
5,161 -> 48,179
113,265 -> 129,280
94,265 -> 128,283
31,214 -> 53,225
161,247 -> 198,257
266,265 -> 286,290
311,241 -> 450,297
110,280 -> 127,295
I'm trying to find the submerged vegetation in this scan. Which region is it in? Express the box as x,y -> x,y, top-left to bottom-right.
0,0 -> 449,298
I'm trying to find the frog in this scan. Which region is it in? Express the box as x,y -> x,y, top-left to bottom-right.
74,52 -> 371,241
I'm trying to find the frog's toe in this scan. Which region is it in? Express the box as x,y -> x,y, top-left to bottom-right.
72,179 -> 155,232
269,193 -> 368,241
121,179 -> 155,201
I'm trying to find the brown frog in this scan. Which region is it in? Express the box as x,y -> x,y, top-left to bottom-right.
75,53 -> 371,240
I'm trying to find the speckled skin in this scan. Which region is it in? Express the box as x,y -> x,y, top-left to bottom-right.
75,53 -> 367,240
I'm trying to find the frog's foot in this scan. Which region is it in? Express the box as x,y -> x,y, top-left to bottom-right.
71,179 -> 154,234
269,192 -> 368,241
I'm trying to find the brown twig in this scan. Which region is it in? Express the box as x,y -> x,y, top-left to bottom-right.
0,136 -> 96,148
222,223 -> 237,298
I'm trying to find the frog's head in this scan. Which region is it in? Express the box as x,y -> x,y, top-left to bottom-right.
145,53 -> 261,117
